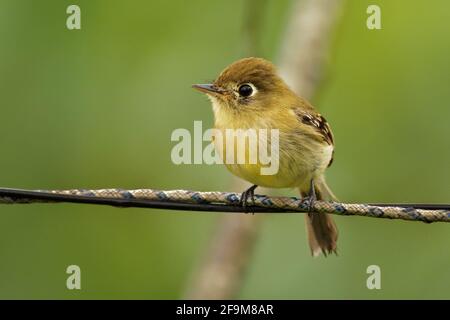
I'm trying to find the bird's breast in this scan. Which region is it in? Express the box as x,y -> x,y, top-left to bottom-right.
211,104 -> 333,188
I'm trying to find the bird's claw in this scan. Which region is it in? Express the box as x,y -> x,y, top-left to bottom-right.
239,185 -> 258,214
305,179 -> 317,215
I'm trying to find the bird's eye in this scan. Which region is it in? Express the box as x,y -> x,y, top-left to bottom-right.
238,84 -> 253,97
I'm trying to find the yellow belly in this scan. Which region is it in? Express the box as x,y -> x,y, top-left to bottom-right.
224,162 -> 303,188
212,104 -> 333,190
217,136 -> 324,188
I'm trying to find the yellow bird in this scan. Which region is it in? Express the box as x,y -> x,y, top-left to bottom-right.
193,57 -> 338,256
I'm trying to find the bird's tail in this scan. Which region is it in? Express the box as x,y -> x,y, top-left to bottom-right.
300,176 -> 338,257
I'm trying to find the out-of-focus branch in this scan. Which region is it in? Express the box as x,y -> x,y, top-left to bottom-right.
183,0 -> 269,300
182,190 -> 261,299
279,0 -> 344,99
184,0 -> 344,299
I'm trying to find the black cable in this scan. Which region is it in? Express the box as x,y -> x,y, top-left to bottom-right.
0,188 -> 293,213
1,188 -> 449,213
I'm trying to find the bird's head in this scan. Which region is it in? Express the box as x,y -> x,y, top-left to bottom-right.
193,57 -> 292,114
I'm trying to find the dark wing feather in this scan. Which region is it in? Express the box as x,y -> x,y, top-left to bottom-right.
294,108 -> 335,167
294,109 -> 334,145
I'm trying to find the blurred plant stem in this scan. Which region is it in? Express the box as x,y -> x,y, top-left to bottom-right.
184,0 -> 344,299
278,0 -> 344,99
183,0 -> 267,298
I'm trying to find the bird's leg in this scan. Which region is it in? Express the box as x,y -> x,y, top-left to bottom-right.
239,184 -> 258,214
304,179 -> 317,215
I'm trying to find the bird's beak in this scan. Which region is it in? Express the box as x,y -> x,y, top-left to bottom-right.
192,84 -> 223,95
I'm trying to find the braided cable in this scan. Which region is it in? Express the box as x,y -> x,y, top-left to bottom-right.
0,187 -> 448,223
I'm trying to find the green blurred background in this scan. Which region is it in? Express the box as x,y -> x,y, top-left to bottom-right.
0,0 -> 449,299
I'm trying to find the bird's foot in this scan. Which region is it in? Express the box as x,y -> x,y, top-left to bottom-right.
239,185 -> 258,214
304,179 -> 317,215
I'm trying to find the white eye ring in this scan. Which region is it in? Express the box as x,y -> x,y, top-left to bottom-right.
237,83 -> 257,97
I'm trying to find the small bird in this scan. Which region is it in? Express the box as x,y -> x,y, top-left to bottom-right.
193,57 -> 338,256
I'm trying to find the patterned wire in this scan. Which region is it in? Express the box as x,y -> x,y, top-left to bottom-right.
0,187 -> 449,223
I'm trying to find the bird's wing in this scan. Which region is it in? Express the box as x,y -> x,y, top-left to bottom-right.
293,108 -> 334,146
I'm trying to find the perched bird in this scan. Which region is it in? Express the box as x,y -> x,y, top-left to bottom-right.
193,57 -> 338,256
